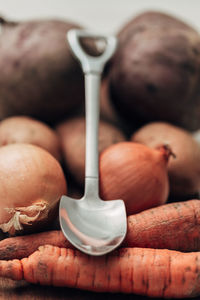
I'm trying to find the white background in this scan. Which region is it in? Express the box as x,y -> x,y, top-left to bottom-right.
0,0 -> 200,34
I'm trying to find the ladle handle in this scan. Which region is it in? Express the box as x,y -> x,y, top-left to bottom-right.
67,29 -> 117,195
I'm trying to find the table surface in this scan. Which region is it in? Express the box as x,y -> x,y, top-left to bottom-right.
0,277 -> 199,300
0,278 -> 150,300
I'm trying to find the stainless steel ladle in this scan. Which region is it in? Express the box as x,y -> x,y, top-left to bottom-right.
59,29 -> 127,256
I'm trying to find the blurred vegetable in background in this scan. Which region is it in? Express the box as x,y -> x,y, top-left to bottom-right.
107,11 -> 200,132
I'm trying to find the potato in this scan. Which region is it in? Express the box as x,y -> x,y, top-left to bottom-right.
118,11 -> 196,43
100,79 -> 122,126
131,122 -> 200,197
0,116 -> 61,160
0,17 -> 98,124
56,117 -> 126,186
107,11 -> 200,131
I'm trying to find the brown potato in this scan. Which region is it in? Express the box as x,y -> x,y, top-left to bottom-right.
131,122 -> 200,197
56,117 -> 126,186
100,78 -> 122,126
118,11 -> 196,44
0,116 -> 61,160
0,17 -> 99,125
108,11 -> 200,131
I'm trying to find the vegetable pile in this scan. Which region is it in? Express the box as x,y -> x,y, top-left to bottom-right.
0,10 -> 200,299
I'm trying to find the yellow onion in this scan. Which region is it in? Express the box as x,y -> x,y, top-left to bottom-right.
100,142 -> 172,215
0,143 -> 67,235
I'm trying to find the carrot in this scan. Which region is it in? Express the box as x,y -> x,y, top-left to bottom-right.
0,244 -> 200,298
0,199 -> 200,260
124,199 -> 200,251
0,230 -> 73,260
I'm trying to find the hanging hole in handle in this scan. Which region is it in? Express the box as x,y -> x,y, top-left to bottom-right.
79,37 -> 107,57
67,29 -> 117,74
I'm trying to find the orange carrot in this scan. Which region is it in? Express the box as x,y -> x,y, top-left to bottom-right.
124,199 -> 200,251
0,230 -> 73,260
0,244 -> 200,298
0,199 -> 200,260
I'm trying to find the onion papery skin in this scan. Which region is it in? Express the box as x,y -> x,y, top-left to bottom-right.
100,142 -> 170,215
0,143 -> 67,236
